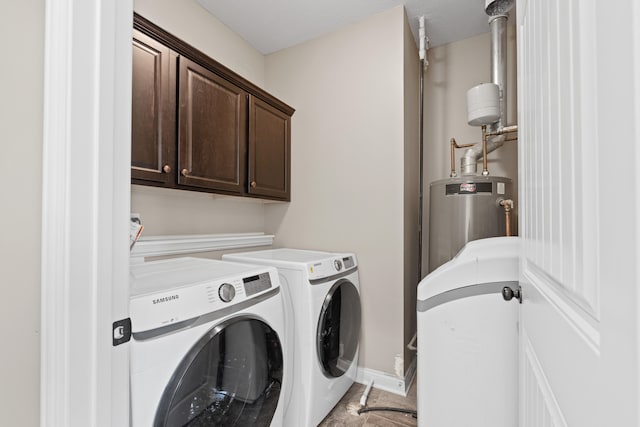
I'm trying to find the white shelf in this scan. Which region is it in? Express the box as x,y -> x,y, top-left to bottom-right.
130,232 -> 274,259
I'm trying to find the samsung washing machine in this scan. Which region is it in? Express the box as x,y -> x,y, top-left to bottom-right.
129,257 -> 292,427
223,249 -> 361,427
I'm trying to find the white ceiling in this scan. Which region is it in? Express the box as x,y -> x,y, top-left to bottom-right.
197,0 -> 495,55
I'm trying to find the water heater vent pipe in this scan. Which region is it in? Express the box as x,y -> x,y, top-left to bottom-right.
461,12 -> 513,175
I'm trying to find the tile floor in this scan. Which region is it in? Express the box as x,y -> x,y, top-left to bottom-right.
318,381 -> 417,427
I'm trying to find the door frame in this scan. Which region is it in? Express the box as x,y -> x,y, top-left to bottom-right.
41,0 -> 133,425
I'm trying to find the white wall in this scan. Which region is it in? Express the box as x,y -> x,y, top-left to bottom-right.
422,26 -> 518,273
0,3 -> 43,426
132,0 -> 269,236
263,6 -> 418,377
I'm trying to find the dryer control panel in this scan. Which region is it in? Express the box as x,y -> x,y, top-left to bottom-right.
307,254 -> 357,281
129,258 -> 278,334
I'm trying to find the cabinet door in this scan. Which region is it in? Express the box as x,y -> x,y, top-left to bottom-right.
178,57 -> 247,194
248,96 -> 291,201
131,29 -> 176,185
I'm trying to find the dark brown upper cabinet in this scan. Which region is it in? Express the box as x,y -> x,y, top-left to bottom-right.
178,57 -> 247,194
131,13 -> 294,201
248,96 -> 291,200
131,29 -> 176,186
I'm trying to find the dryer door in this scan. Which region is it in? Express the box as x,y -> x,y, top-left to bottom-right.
155,317 -> 283,427
316,278 -> 361,378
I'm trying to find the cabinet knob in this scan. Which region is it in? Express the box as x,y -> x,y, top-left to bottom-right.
162,164 -> 171,174
181,169 -> 190,177
250,181 -> 257,188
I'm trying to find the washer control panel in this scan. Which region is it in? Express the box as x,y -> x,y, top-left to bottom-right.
130,259 -> 278,334
243,272 -> 272,296
218,283 -> 236,302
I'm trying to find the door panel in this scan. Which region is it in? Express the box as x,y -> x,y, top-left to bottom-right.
517,0 -> 639,425
520,267 -> 598,426
521,333 -> 567,427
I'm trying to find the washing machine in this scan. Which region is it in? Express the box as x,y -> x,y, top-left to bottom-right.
223,249 -> 361,427
129,257 -> 292,427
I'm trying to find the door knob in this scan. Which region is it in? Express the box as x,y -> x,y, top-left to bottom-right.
250,181 -> 257,188
502,286 -> 522,303
162,164 -> 171,174
181,168 -> 190,177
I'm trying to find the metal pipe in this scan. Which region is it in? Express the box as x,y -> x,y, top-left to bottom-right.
489,15 -> 508,133
460,14 -> 512,175
418,58 -> 425,281
486,124 -> 518,136
481,124 -> 518,176
418,16 -> 428,281
499,199 -> 513,236
482,125 -> 489,175
461,124 -> 517,176
450,138 -> 475,177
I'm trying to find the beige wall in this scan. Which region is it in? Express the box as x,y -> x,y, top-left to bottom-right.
132,0 -> 269,236
402,12 -> 420,371
134,0 -> 265,86
263,6 -> 417,377
0,3 -> 43,426
422,25 -> 518,273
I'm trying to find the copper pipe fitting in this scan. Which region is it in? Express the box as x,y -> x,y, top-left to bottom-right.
481,124 -> 518,176
482,125 -> 489,176
450,138 -> 475,177
499,199 -> 514,236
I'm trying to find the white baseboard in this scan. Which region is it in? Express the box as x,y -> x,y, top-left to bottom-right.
355,355 -> 417,397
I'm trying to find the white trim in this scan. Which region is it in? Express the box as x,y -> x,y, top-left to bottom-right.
355,356 -> 417,397
634,2 -> 640,424
522,261 -> 600,356
41,0 -> 133,426
41,1 -> 72,424
130,232 -> 274,259
522,331 -> 568,426
403,355 -> 417,395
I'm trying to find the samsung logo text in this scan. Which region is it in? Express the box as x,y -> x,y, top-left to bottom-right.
153,295 -> 180,304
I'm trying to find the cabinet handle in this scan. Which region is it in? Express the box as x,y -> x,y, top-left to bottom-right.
181,168 -> 190,177
250,181 -> 257,188
162,164 -> 172,174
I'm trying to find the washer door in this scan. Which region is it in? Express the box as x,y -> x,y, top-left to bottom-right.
155,317 -> 283,427
316,279 -> 361,378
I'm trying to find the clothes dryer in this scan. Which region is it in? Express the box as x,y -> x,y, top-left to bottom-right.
129,257 -> 292,427
223,249 -> 361,427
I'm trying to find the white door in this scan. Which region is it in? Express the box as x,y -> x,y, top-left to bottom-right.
517,0 -> 639,425
41,0 -> 133,425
